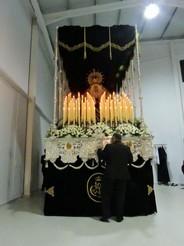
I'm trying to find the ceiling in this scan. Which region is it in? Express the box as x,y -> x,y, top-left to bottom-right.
30,0 -> 184,55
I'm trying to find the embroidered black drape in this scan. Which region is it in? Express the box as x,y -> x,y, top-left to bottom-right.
58,25 -> 135,94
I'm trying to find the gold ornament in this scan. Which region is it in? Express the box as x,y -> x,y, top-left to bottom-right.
46,186 -> 55,197
147,185 -> 153,196
87,69 -> 104,85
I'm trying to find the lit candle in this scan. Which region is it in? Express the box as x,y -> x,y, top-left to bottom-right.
68,93 -> 72,125
125,102 -> 128,122
88,105 -> 91,124
68,107 -> 70,125
63,96 -> 67,126
72,98 -> 74,123
84,98 -> 86,127
106,96 -> 110,124
74,97 -> 77,125
116,95 -> 120,123
63,106 -> 65,126
120,103 -> 123,123
86,93 -> 89,124
131,104 -> 134,123
105,104 -> 107,124
81,95 -> 84,125
78,93 -> 81,126
108,95 -> 110,126
92,98 -> 96,124
122,94 -> 126,122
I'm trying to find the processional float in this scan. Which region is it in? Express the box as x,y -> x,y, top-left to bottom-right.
45,25 -> 153,163
43,26 -> 157,217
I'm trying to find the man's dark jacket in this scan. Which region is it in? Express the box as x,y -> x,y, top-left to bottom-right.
98,143 -> 133,180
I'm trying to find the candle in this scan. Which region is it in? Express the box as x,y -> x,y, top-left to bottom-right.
131,104 -> 134,123
86,93 -> 89,124
92,97 -> 96,124
125,102 -> 128,122
120,106 -> 122,123
63,96 -> 67,126
116,95 -> 120,123
63,106 -> 65,126
110,98 -> 113,127
81,95 -> 83,125
108,95 -> 110,126
84,98 -> 86,127
74,97 -> 77,125
78,93 -> 81,126
105,104 -> 107,124
88,105 -> 91,124
106,96 -> 110,123
68,106 -> 70,125
100,103 -> 102,123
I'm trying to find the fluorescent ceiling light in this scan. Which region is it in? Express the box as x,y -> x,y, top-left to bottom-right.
144,3 -> 160,19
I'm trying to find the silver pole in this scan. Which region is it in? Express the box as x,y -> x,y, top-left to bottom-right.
58,83 -> 62,124
131,59 -> 136,117
135,25 -> 144,121
53,27 -> 59,127
58,46 -> 65,127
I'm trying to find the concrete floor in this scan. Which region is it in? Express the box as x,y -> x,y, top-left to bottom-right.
0,185 -> 183,246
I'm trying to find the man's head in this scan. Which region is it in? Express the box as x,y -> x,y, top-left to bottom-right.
111,133 -> 122,144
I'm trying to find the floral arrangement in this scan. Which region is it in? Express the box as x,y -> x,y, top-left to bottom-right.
47,125 -> 85,138
47,120 -> 151,138
86,123 -> 113,137
116,123 -> 141,136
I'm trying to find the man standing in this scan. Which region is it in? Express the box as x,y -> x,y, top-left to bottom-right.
98,133 -> 133,222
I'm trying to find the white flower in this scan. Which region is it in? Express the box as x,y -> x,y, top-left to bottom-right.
115,123 -> 142,136
46,120 -> 151,138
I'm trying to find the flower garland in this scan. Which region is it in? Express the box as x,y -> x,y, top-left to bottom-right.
47,120 -> 151,138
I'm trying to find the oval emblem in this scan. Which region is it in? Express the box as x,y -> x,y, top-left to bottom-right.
87,172 -> 103,203
66,142 -> 72,150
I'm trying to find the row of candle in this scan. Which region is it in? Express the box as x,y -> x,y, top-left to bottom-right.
63,91 -> 134,126
100,92 -> 134,125
63,92 -> 96,126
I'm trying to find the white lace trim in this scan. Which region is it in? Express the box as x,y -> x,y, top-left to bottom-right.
44,136 -> 153,169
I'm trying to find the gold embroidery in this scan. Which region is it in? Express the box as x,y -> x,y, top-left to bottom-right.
59,39 -> 135,53
147,185 -> 153,196
46,186 -> 55,197
66,143 -> 72,150
87,69 -> 103,85
87,173 -> 103,203
86,42 -> 109,52
59,42 -> 83,51
90,176 -> 101,198
111,39 -> 135,51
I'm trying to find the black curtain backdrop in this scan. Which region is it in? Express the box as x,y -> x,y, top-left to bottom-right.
58,25 -> 135,94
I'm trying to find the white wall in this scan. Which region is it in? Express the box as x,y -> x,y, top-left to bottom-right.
0,0 -> 31,205
0,0 -> 32,93
31,31 -> 54,192
140,40 -> 184,184
0,78 -> 27,204
0,0 -> 54,203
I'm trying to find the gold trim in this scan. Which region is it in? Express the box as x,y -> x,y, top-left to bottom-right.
59,42 -> 84,51
59,39 -> 135,53
147,185 -> 153,196
111,39 -> 135,51
87,172 -> 103,203
46,186 -> 55,197
87,69 -> 104,85
86,42 -> 109,52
